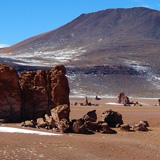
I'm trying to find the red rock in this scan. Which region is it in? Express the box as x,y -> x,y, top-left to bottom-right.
0,64 -> 21,122
118,93 -> 130,106
83,110 -> 97,122
50,104 -> 70,122
50,65 -> 70,107
100,109 -> 123,127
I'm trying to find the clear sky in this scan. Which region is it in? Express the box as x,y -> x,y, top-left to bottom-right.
0,0 -> 160,48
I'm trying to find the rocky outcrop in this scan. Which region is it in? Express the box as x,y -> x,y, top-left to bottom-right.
20,65 -> 70,120
118,93 -> 130,106
100,109 -> 123,127
0,64 -> 70,122
20,70 -> 52,120
133,121 -> 149,131
82,110 -> 97,122
0,64 -> 21,122
51,104 -> 70,123
50,65 -> 70,107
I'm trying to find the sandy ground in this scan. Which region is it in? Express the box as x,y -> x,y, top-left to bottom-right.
0,97 -> 160,160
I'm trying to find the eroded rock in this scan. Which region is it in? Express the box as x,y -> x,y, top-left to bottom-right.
100,109 -> 123,127
51,104 -> 70,123
0,64 -> 21,122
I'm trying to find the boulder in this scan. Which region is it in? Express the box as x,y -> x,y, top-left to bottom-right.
133,121 -> 149,131
100,109 -> 123,127
0,64 -> 21,122
51,104 -> 70,122
118,93 -> 130,106
84,121 -> 100,131
57,118 -> 70,133
120,124 -> 131,131
21,120 -> 36,127
100,123 -> 116,134
44,114 -> 56,129
72,119 -> 88,134
82,110 -> 97,122
36,118 -> 48,128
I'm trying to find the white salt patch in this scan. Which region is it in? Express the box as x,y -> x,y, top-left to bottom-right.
105,102 -> 123,105
0,127 -> 62,136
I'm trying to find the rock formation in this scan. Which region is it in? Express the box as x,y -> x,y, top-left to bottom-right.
50,104 -> 70,122
0,64 -> 70,122
20,65 -> 70,120
100,109 -> 123,127
133,121 -> 149,131
0,64 -> 21,122
118,93 -> 130,106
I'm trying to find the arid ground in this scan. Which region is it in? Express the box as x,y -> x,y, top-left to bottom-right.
0,97 -> 160,160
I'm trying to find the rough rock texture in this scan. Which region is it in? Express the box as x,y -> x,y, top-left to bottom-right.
50,104 -> 70,123
82,110 -> 97,122
20,70 -> 52,120
44,114 -> 56,129
120,124 -> 131,131
0,64 -> 70,122
72,119 -> 88,134
100,123 -> 116,134
84,121 -> 100,131
21,120 -> 36,128
50,65 -> 70,107
0,64 -> 21,122
133,121 -> 149,131
118,93 -> 130,106
20,65 -> 70,120
57,118 -> 70,133
100,109 -> 123,127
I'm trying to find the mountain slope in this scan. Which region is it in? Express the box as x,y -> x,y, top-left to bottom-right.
0,7 -> 160,69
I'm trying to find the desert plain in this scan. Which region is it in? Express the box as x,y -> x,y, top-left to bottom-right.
0,97 -> 160,160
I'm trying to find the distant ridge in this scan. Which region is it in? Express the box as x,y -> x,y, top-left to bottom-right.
0,7 -> 160,68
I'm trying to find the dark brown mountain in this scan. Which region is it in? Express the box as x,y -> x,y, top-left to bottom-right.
0,7 -> 160,70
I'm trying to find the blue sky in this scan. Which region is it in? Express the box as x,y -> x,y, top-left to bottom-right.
0,0 -> 160,47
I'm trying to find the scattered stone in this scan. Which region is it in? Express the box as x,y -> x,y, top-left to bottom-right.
21,120 -> 36,128
72,119 -> 88,134
133,121 -> 149,131
100,109 -> 123,127
95,95 -> 101,100
80,103 -> 84,106
158,99 -> 160,106
134,102 -> 142,106
57,118 -> 70,133
84,121 -> 100,131
120,124 -> 131,131
100,123 -> 116,134
83,110 -> 97,122
36,118 -> 48,128
51,104 -> 70,122
118,93 -> 130,106
44,114 -> 56,129
85,97 -> 88,106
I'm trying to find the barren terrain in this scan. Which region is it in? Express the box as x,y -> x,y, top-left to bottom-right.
0,97 -> 160,160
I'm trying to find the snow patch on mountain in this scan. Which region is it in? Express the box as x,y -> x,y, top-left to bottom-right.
0,47 -> 86,66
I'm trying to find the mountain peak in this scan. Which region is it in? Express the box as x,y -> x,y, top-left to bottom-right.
0,7 -> 160,67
